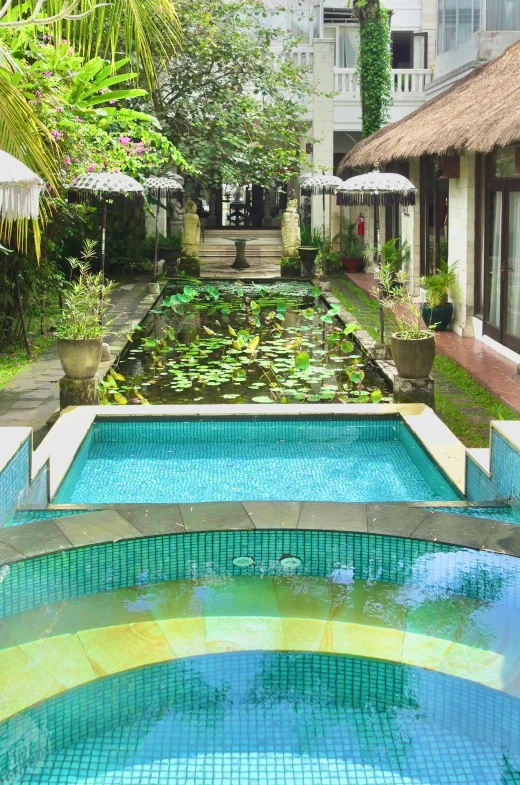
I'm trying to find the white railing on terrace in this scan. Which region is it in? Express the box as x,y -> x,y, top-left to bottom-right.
334,68 -> 432,97
291,44 -> 314,68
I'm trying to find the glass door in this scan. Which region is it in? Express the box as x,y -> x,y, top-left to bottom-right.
504,187 -> 520,351
484,183 -> 520,352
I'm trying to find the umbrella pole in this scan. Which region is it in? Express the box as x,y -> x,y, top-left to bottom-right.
375,204 -> 384,345
153,198 -> 160,283
322,189 -> 327,279
101,196 -> 107,284
15,263 -> 31,357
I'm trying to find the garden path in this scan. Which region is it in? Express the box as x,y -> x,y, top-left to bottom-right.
0,279 -> 156,447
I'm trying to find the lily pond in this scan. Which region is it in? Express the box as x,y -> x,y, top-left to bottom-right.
110,280 -> 391,405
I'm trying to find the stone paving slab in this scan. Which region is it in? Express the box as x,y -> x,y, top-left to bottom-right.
0,279 -> 157,446
2,502 -> 520,565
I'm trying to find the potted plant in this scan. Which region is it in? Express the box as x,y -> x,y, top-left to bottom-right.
379,238 -> 411,284
378,263 -> 436,378
335,221 -> 364,273
55,240 -> 116,379
420,260 -> 459,331
157,231 -> 182,264
280,256 -> 301,277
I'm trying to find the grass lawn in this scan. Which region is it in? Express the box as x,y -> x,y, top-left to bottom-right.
330,277 -> 518,448
0,335 -> 55,388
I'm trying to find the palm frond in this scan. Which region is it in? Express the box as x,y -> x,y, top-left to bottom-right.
3,0 -> 182,87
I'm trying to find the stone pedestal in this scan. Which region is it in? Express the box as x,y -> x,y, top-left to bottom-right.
179,256 -> 200,276
231,239 -> 250,269
371,342 -> 392,361
393,375 -> 435,408
60,376 -> 100,409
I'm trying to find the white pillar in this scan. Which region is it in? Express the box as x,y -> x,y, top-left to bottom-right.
310,38 -> 335,239
448,153 -> 475,336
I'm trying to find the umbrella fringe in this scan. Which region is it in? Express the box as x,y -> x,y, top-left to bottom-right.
336,192 -> 416,207
68,190 -> 145,207
301,185 -> 341,196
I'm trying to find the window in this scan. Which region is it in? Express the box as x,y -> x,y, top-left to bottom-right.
437,0 -> 483,54
323,24 -> 359,68
487,0 -> 520,31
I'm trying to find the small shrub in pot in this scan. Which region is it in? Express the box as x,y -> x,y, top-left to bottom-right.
377,263 -> 436,379
419,260 -> 459,332
54,240 -> 116,379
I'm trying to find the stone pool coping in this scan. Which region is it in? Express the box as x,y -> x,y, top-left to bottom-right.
32,402 -> 466,500
2,500 -> 520,566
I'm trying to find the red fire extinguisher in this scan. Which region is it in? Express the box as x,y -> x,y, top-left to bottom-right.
357,214 -> 365,237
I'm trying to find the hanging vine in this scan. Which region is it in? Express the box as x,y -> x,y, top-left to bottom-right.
353,0 -> 392,138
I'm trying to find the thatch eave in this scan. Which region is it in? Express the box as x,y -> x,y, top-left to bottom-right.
339,39 -> 520,173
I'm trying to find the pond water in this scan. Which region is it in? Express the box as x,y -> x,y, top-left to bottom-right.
113,280 -> 390,406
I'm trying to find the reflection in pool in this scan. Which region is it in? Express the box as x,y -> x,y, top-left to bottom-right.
2,532 -> 520,783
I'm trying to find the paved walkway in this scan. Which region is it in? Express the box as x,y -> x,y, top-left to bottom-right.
0,279 -> 156,446
347,270 -> 520,414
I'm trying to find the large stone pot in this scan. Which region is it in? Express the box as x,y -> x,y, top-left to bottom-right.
390,333 -> 436,379
298,246 -> 319,277
58,337 -> 102,379
421,302 -> 454,332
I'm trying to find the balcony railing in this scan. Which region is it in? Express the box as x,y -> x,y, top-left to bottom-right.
334,68 -> 433,97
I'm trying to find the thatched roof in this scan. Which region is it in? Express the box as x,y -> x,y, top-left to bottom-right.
339,39 -> 520,172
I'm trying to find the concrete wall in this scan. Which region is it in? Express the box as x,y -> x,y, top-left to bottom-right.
433,31 -> 520,84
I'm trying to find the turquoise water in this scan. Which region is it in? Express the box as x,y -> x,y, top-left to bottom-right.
3,653 -> 520,785
3,531 -> 520,783
54,418 -> 460,504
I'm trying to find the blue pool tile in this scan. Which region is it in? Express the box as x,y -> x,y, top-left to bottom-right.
54,419 -> 460,505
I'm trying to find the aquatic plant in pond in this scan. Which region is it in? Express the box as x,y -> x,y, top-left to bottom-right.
114,280 -> 390,405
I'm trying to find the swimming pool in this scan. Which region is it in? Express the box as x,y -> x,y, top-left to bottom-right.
2,530 -> 520,784
53,417 -> 461,504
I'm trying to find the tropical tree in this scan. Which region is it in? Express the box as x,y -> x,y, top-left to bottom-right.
154,0 -> 315,189
0,0 -> 181,247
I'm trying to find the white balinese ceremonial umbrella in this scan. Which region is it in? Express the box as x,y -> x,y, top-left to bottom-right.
68,171 -> 144,279
0,150 -> 44,355
336,165 -> 417,344
0,149 -> 43,222
144,176 -> 184,281
301,171 -> 343,277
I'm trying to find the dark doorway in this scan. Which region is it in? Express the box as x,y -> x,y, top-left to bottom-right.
391,32 -> 413,69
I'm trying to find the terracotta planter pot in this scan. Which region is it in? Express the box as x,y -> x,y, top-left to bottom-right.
390,333 -> 436,379
58,337 -> 102,379
342,256 -> 364,274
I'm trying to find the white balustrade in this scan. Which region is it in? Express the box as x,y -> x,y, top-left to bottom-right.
334,68 -> 432,97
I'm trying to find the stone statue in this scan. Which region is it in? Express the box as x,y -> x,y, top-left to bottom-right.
181,199 -> 201,258
281,199 -> 301,257
172,199 -> 185,231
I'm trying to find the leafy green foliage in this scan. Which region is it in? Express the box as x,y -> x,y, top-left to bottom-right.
155,0 -> 315,187
420,260 -> 460,307
353,0 -> 392,138
377,263 -> 433,340
54,240 -> 116,339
